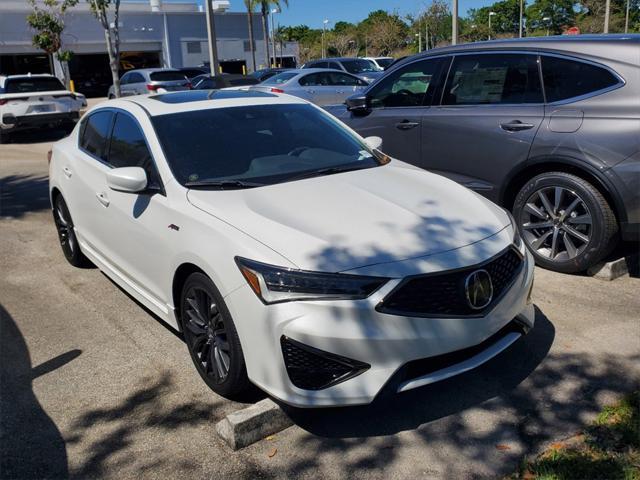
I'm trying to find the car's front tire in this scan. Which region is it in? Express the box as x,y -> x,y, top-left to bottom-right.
53,194 -> 90,267
513,172 -> 618,273
180,273 -> 251,398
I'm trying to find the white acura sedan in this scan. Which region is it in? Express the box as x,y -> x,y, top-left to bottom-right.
49,90 -> 535,407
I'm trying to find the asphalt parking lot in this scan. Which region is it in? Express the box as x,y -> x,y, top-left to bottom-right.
1,118 -> 639,479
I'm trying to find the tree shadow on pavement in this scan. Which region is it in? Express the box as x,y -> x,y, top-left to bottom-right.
0,304 -> 79,479
0,174 -> 50,218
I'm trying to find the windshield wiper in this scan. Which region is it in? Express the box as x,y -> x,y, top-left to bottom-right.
184,179 -> 264,190
285,165 -> 370,183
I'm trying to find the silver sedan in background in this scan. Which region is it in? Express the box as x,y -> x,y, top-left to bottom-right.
250,68 -> 368,106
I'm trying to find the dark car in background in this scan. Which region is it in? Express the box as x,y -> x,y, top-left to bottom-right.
251,67 -> 292,82
178,67 -> 209,80
191,74 -> 260,90
302,57 -> 383,84
328,35 -> 640,273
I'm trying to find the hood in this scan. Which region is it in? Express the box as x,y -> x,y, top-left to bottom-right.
186,162 -> 510,272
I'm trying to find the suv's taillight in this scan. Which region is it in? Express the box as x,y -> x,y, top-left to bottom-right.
270,88 -> 284,94
47,150 -> 52,165
146,84 -> 159,91
0,99 -> 8,106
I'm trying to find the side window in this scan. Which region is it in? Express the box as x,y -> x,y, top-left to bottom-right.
108,113 -> 159,186
329,72 -> 361,86
369,58 -> 443,108
328,62 -> 342,70
120,73 -> 130,85
299,73 -> 320,86
129,73 -> 145,84
196,78 -> 215,89
541,56 -> 620,103
80,111 -> 114,161
443,54 -> 543,105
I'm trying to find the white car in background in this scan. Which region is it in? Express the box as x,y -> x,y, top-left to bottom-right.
49,89 -> 535,407
362,56 -> 395,70
0,74 -> 86,143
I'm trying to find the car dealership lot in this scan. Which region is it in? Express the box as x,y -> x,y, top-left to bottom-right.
1,134 -> 638,479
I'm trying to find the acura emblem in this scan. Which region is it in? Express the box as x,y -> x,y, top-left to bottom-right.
465,269 -> 493,310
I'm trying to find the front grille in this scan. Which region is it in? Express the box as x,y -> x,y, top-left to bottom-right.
281,336 -> 370,390
377,247 -> 523,317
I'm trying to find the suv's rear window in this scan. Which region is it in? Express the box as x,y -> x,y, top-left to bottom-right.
5,77 -> 65,93
149,71 -> 187,82
541,56 -> 620,103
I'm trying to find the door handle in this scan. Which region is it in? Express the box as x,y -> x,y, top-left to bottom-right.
63,166 -> 72,178
500,120 -> 535,132
307,89 -> 316,94
95,192 -> 110,207
395,120 -> 419,130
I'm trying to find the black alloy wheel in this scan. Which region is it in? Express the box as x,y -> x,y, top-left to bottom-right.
513,172 -> 618,273
181,273 -> 250,397
53,195 -> 89,267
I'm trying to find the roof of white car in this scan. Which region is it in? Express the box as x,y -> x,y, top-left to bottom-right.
107,89 -> 309,116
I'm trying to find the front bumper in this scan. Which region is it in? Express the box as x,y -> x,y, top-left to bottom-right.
224,245 -> 536,408
1,112 -> 79,131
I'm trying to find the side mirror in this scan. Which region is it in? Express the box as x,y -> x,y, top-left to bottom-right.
364,136 -> 383,151
107,167 -> 148,193
345,93 -> 370,114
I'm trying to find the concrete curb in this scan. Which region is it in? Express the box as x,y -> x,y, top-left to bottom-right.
216,398 -> 293,450
588,254 -> 638,281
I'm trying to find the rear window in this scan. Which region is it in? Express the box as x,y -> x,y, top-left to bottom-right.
149,71 -> 187,82
262,72 -> 298,84
5,77 -> 65,93
228,77 -> 259,86
541,56 -> 620,103
341,59 -> 378,74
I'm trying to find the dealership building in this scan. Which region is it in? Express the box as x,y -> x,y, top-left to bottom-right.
0,0 -> 299,95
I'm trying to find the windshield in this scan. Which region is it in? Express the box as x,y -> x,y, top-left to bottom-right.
341,59 -> 378,74
375,58 -> 394,69
150,71 -> 187,82
5,77 -> 65,93
262,72 -> 297,85
152,104 -> 384,187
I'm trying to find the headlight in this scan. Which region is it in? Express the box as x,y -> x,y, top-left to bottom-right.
506,209 -> 524,250
235,257 -> 389,304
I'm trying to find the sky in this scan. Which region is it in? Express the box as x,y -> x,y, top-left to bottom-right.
194,0 -> 497,27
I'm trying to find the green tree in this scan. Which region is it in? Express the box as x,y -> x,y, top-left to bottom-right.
87,0 -> 122,97
26,0 -> 78,89
525,0 -> 576,34
360,10 -> 409,56
577,0 -> 639,33
410,0 -> 452,49
468,0 -> 521,35
244,0 -> 257,72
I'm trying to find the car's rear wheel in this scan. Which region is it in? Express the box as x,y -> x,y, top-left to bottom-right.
180,273 -> 250,398
0,130 -> 10,144
513,172 -> 618,273
53,194 -> 90,267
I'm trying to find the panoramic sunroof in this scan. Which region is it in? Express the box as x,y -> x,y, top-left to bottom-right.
151,89 -> 276,104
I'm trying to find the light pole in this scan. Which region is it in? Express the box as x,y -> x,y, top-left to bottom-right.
270,7 -> 279,67
321,19 -> 329,58
624,0 -> 630,33
415,32 -> 421,52
452,0 -> 458,45
425,22 -> 429,50
488,11 -> 496,40
542,16 -> 551,36
519,0 -> 524,38
604,0 -> 611,33
205,0 -> 229,76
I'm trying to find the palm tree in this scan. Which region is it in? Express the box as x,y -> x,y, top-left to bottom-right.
244,0 -> 257,72
260,0 -> 288,68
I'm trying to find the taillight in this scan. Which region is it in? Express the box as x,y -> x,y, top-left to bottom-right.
47,150 -> 52,165
0,99 -> 8,106
186,82 -> 192,89
270,88 -> 284,94
146,84 -> 159,91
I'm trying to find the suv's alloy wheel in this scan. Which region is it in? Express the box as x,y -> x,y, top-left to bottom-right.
513,172 -> 618,273
181,273 -> 250,397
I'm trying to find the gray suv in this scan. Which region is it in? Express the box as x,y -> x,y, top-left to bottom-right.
329,34 -> 640,273
108,68 -> 190,98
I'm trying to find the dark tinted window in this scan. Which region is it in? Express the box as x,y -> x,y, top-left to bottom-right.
149,71 -> 187,82
341,59 -> 378,74
443,54 -> 543,105
263,72 -> 297,84
369,58 -> 443,108
376,58 -> 394,69
328,62 -> 342,69
228,77 -> 259,86
128,73 -> 145,83
180,69 -> 206,78
5,77 -> 65,93
299,73 -> 332,86
151,104 -> 383,186
194,77 -> 215,89
80,111 -> 113,161
108,113 -> 159,186
328,72 -> 366,86
541,56 -> 619,103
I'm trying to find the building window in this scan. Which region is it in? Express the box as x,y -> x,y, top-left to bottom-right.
186,42 -> 201,54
